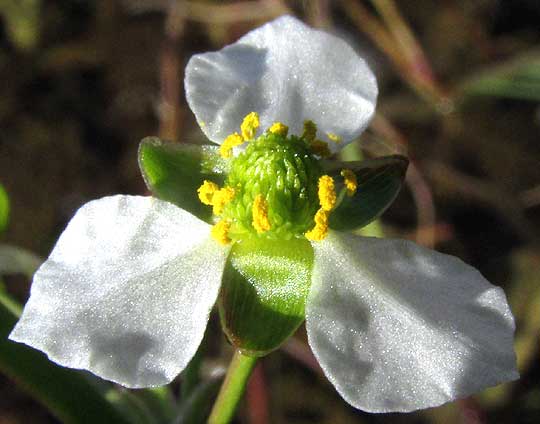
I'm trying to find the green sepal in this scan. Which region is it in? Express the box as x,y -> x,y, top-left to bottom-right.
138,137 -> 230,222
218,237 -> 313,356
323,155 -> 408,231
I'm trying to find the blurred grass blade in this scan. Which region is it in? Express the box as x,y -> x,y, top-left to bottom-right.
138,137 -> 229,223
323,155 -> 408,231
180,342 -> 205,401
104,389 -> 158,424
0,290 -> 133,424
0,244 -> 42,278
174,377 -> 223,424
458,50 -> 540,101
0,0 -> 40,51
0,280 -> 22,317
0,183 -> 9,234
479,249 -> 540,406
105,387 -> 178,424
131,387 -> 177,424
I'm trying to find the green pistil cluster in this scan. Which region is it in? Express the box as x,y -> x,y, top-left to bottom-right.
223,132 -> 322,240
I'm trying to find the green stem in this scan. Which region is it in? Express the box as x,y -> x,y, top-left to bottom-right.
208,350 -> 257,424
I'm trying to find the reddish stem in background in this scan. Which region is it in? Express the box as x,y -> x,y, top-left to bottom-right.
158,41 -> 182,142
158,2 -> 186,142
184,0 -> 289,24
282,338 -> 324,377
307,0 -> 332,29
370,114 -> 437,248
339,0 -> 450,109
246,363 -> 270,424
457,398 -> 486,424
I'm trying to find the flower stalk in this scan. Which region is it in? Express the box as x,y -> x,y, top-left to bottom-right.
208,350 -> 258,424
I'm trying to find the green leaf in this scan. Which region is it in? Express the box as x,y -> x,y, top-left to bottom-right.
0,291 -> 132,424
219,237 -> 313,356
0,244 -> 42,278
138,138 -> 229,222
137,387 -> 177,423
174,376 -> 223,424
458,50 -> 540,101
180,340 -> 204,401
106,387 -> 176,424
323,155 -> 408,231
0,183 -> 9,234
104,389 -> 159,424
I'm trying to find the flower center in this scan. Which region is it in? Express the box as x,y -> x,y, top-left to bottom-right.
223,130 -> 322,240
197,112 -> 356,244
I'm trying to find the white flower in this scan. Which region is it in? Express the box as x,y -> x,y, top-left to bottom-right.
10,15 -> 517,413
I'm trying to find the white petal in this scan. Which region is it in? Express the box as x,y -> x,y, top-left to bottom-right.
185,15 -> 377,151
10,195 -> 228,388
306,232 -> 518,412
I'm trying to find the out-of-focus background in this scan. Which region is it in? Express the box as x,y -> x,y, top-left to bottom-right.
1,1 -> 539,423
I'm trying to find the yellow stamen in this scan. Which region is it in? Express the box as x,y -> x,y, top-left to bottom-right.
340,169 -> 358,197
305,208 -> 330,241
318,175 -> 336,211
197,180 -> 219,205
302,120 -> 317,142
327,132 -> 342,144
310,139 -> 331,158
241,112 -> 260,141
212,186 -> 235,215
269,122 -> 289,137
220,132 -> 244,158
197,181 -> 235,215
252,194 -> 271,233
211,219 -> 232,245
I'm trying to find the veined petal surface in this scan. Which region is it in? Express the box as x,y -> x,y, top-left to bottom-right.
306,232 -> 518,412
10,195 -> 228,388
185,15 -> 377,151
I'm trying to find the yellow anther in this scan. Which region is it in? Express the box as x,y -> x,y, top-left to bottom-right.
327,132 -> 342,144
252,194 -> 271,233
340,169 -> 358,197
241,112 -> 260,141
318,175 -> 336,211
199,121 -> 206,128
269,122 -> 289,137
310,139 -> 331,158
197,181 -> 235,215
305,208 -> 330,241
211,219 -> 232,245
197,180 -> 219,205
220,132 -> 244,158
212,186 -> 235,215
302,120 -> 317,142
